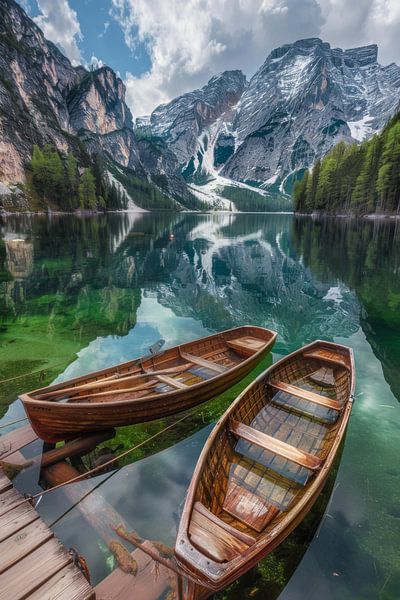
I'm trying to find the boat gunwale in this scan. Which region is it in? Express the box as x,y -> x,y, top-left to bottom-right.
19,326 -> 277,410
175,339 -> 355,590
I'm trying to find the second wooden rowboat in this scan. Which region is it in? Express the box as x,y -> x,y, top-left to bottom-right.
20,326 -> 277,442
175,340 -> 355,591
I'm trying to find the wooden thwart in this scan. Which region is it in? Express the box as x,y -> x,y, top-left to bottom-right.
193,502 -> 256,546
189,504 -> 249,562
230,421 -> 322,471
156,375 -> 188,389
180,351 -> 227,374
304,349 -> 349,369
270,380 -> 342,411
226,336 -> 266,357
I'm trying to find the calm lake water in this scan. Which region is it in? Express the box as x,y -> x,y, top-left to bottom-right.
0,212 -> 400,599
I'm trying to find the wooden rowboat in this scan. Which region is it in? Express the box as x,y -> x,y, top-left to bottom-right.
175,340 -> 355,592
20,326 -> 277,442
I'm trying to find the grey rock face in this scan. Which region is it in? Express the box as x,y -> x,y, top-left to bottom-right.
149,38 -> 400,190
149,71 -> 247,179
222,38 -> 400,185
67,67 -> 133,134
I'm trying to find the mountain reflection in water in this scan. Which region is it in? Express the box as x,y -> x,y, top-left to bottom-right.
1,212 -> 400,599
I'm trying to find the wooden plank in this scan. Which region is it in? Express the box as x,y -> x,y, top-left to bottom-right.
0,538 -> 71,600
95,546 -> 178,600
28,563 -> 94,600
180,351 -> 227,374
230,421 -> 322,471
39,430 -> 115,468
0,425 -> 38,460
0,488 -> 22,513
270,380 -> 342,412
0,519 -> 53,573
193,502 -> 255,546
303,349 -> 348,369
226,336 -> 264,357
0,502 -> 39,543
223,480 -> 278,533
156,375 -> 188,390
189,506 -> 249,562
0,471 -> 12,494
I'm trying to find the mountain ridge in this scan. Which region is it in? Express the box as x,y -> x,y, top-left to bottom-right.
1,0 -> 399,211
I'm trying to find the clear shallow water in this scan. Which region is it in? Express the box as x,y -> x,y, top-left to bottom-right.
0,213 -> 400,598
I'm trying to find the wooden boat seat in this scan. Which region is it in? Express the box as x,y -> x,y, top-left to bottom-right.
193,502 -> 256,545
189,502 -> 251,562
303,349 -> 349,369
179,351 -> 227,374
226,336 -> 265,358
223,479 -> 279,532
230,421 -> 322,471
269,380 -> 342,412
155,375 -> 188,389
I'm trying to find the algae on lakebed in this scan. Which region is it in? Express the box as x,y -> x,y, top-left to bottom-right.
1,212 -> 400,599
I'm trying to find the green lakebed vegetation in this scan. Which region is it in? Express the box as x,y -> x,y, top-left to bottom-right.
1,212 -> 399,598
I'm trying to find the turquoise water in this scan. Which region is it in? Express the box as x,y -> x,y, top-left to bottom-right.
0,213 -> 399,598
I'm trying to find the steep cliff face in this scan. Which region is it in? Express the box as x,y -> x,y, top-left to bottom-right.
0,0 -> 190,207
0,0 -> 77,182
148,71 -> 247,183
149,38 -> 400,192
221,38 -> 400,186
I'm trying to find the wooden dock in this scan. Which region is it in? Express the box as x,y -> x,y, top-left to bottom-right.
0,423 -> 212,600
0,426 -> 94,600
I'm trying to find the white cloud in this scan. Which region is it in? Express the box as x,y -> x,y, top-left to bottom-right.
112,0 -> 400,118
111,0 -> 323,116
34,0 -> 83,65
319,0 -> 400,65
98,21 -> 110,38
90,55 -> 105,69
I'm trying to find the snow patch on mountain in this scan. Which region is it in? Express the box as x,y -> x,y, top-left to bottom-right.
348,115 -> 374,141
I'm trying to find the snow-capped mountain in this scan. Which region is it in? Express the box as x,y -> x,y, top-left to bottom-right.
148,71 -> 246,184
147,38 -> 400,191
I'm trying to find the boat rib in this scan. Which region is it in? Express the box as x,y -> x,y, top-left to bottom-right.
175,339 -> 355,591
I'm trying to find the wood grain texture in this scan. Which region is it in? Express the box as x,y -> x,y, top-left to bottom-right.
230,421 -> 322,470
0,538 -> 71,599
27,563 -> 95,600
189,506 -> 249,562
270,380 -> 342,411
180,351 -> 227,373
0,519 -> 53,573
0,502 -> 39,543
175,339 -> 355,591
194,502 -> 256,545
21,326 -> 277,442
0,426 -> 38,460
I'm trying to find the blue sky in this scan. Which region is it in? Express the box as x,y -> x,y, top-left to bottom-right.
20,0 -> 151,78
17,0 -> 400,118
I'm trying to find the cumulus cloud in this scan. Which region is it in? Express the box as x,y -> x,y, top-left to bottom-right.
319,0 -> 400,65
111,0 -> 323,116
34,0 -> 83,65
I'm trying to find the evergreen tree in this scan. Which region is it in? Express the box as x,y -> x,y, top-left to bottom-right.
79,168 -> 97,209
293,110 -> 400,215
64,153 -> 79,209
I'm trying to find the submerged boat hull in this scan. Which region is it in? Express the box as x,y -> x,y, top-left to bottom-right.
175,340 -> 355,592
20,326 -> 277,442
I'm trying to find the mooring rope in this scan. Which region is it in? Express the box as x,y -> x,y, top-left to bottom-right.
0,412 -> 190,519
0,357 -> 73,385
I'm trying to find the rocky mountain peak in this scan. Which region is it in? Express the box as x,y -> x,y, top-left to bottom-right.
67,66 -> 133,135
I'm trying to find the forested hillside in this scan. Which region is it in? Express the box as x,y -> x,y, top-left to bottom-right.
293,113 -> 400,214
